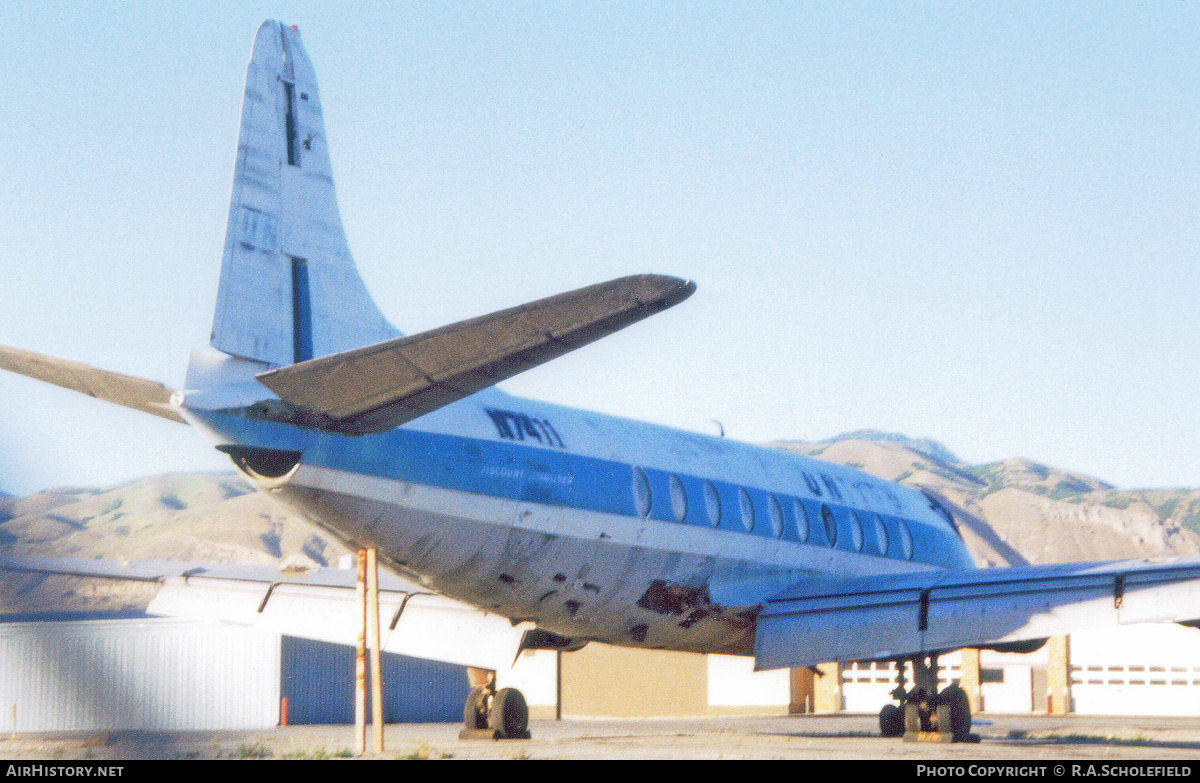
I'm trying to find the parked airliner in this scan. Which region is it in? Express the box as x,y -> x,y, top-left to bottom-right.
4,21 -> 1200,741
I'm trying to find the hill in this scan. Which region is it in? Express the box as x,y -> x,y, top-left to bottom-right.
0,473 -> 353,614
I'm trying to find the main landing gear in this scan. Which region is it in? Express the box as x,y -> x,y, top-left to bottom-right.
459,668 -> 531,740
877,653 -> 976,743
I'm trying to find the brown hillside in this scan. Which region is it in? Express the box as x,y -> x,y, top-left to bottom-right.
0,473 -> 353,614
773,438 -> 1200,567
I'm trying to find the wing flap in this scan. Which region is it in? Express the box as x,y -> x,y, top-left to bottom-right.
0,554 -> 424,590
0,555 -> 531,671
255,274 -> 695,434
754,557 -> 1200,669
0,345 -> 185,424
148,577 -> 528,671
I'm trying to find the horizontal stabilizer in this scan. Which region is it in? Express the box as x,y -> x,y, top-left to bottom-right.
0,345 -> 185,424
256,274 -> 696,434
754,556 -> 1200,669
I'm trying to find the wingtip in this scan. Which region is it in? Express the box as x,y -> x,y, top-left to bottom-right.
624,274 -> 697,306
645,274 -> 697,308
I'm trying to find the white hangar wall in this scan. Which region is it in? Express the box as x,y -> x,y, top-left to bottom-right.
552,623 -> 1200,718
0,617 -> 470,731
0,617 -> 279,731
1069,623 -> 1200,716
829,623 -> 1200,717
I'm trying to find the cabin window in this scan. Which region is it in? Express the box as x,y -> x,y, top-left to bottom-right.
848,510 -> 864,552
872,514 -> 889,556
821,504 -> 837,546
768,494 -> 784,538
898,519 -> 914,560
793,498 -> 809,542
632,467 -> 651,517
668,474 -> 687,522
803,472 -> 822,497
738,488 -> 755,532
703,481 -> 721,527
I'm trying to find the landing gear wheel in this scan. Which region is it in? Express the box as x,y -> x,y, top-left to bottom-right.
879,703 -> 904,737
937,684 -> 971,742
490,687 -> 530,739
463,686 -> 489,731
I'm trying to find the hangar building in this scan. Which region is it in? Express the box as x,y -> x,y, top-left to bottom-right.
3,615 -> 1199,730
0,615 -> 466,731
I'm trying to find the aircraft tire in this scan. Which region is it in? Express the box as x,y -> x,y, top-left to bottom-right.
878,703 -> 904,737
490,687 -> 529,739
938,685 -> 971,742
463,686 -> 489,730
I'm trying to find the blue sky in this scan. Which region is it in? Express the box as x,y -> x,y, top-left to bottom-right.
2,2 -> 1198,495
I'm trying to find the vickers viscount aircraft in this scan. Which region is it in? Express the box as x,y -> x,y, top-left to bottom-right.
4,21 -> 1200,741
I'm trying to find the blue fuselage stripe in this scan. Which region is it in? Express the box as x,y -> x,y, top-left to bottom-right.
194,410 -> 970,570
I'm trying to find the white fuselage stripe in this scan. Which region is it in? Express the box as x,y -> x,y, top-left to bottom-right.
290,463 -> 936,578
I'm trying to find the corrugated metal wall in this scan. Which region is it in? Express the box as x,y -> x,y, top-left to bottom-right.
0,618 -> 471,730
0,618 -> 279,731
281,636 -> 469,724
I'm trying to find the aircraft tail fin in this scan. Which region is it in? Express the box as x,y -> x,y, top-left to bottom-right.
209,21 -> 399,368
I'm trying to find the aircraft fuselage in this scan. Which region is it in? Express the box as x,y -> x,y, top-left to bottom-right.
186,384 -> 974,655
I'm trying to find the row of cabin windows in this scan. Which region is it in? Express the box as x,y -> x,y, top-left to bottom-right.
632,467 -> 915,560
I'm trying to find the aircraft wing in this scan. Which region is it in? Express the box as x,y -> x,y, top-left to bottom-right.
255,274 -> 695,434
0,555 -> 554,672
753,556 -> 1200,670
0,345 -> 185,424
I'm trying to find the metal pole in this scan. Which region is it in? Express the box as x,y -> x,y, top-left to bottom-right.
355,547 -> 367,755
367,547 -> 384,754
555,650 -> 562,721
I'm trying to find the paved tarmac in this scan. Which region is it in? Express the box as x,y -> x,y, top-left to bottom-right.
5,713 -> 1200,760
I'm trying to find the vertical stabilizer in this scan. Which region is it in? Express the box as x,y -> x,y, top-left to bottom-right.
210,21 -> 400,367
